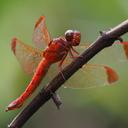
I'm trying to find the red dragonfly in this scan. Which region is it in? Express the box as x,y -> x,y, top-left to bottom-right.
6,16 -> 128,111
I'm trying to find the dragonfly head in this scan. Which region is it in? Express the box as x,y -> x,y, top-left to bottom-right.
65,30 -> 81,46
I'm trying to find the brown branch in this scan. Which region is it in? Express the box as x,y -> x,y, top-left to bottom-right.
8,19 -> 128,128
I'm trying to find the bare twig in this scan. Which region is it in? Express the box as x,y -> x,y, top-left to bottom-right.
8,19 -> 128,128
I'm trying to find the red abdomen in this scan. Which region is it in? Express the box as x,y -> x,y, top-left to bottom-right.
6,58 -> 50,111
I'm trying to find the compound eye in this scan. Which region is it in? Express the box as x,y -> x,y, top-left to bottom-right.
72,31 -> 81,46
65,30 -> 74,42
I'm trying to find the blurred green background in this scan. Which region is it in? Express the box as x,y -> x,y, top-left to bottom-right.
1,0 -> 128,128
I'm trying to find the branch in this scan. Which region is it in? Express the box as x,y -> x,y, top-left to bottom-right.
8,19 -> 128,128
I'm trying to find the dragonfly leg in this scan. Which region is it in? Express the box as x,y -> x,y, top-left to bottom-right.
51,91 -> 62,109
69,48 -> 84,61
58,52 -> 68,80
69,48 -> 79,59
69,50 -> 76,59
71,46 -> 79,55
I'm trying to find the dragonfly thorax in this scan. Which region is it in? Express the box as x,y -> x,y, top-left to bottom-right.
65,30 -> 81,46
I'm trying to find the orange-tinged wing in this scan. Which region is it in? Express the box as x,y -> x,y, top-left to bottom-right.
61,41 -> 128,89
33,16 -> 51,49
11,38 -> 43,75
64,64 -> 118,89
75,41 -> 128,63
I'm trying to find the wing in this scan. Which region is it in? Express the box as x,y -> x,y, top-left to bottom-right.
11,38 -> 43,75
74,41 -> 128,64
62,41 -> 128,89
64,64 -> 118,89
33,16 -> 51,49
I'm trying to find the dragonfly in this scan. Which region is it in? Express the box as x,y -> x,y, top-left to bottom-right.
6,16 -> 128,111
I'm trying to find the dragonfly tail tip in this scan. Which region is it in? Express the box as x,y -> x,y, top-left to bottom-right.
11,38 -> 17,54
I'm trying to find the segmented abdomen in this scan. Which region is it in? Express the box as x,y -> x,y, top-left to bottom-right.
20,58 -> 50,101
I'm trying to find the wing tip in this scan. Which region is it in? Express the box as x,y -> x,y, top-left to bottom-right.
104,66 -> 119,84
11,37 -> 17,54
34,16 -> 45,29
116,41 -> 128,59
122,42 -> 128,59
